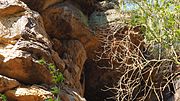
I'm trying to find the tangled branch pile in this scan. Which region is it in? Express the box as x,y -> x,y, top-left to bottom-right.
96,25 -> 178,101
95,0 -> 180,101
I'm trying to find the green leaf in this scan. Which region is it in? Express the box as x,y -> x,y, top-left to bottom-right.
45,98 -> 54,101
0,94 -> 7,101
51,86 -> 60,94
48,63 -> 56,70
37,58 -> 46,65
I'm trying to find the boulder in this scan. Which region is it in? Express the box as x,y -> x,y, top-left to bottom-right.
42,0 -> 89,39
41,0 -> 98,58
5,85 -> 53,101
89,9 -> 130,30
20,0 -> 64,12
0,75 -> 20,93
0,0 -> 27,16
0,0 -> 62,84
62,40 -> 86,96
72,0 -> 97,15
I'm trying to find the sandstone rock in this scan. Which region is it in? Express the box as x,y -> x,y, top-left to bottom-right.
89,9 -> 130,29
0,0 -> 54,84
62,40 -> 86,72
0,0 -> 27,16
51,50 -> 66,71
20,0 -> 64,12
41,0 -> 98,57
72,0 -> 97,15
60,89 -> 86,101
0,75 -> 20,93
52,38 -> 63,54
89,0 -> 130,30
62,40 -> 86,96
42,0 -> 89,38
5,85 -> 53,101
60,92 -> 72,101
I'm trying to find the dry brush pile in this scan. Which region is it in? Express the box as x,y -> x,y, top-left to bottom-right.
95,0 -> 180,101
96,25 -> 178,101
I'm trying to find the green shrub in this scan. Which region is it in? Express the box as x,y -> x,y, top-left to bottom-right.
37,58 -> 46,65
126,0 -> 180,60
0,94 -> 7,101
37,58 -> 64,101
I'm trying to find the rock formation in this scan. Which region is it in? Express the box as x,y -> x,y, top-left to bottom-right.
0,0 -> 179,101
0,0 -> 91,100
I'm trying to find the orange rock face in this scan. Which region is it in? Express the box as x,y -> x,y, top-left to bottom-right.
5,85 -> 53,101
0,75 -> 20,93
1,0 -> 177,101
0,0 -> 53,84
0,0 -> 90,100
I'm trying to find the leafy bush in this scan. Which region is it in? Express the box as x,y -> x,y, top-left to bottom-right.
128,0 -> 180,60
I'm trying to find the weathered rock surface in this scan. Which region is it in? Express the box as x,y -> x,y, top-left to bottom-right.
89,9 -> 130,30
5,85 -> 53,101
0,0 -> 54,84
62,40 -> 86,96
20,0 -> 64,12
0,0 -> 87,100
0,0 -> 27,16
2,0 -> 175,101
41,0 -> 98,56
0,75 -> 20,93
42,0 -> 89,38
60,88 -> 86,101
72,0 -> 97,15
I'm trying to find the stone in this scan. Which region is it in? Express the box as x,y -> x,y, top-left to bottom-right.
51,50 -> 65,71
60,89 -> 86,101
20,0 -> 64,12
52,38 -> 63,54
0,75 -> 20,93
0,0 -> 27,16
42,0 -> 89,36
60,93 -> 71,101
89,9 -> 130,29
41,1 -> 97,50
62,40 -> 86,81
5,85 -> 53,101
0,0 -> 54,84
62,40 -> 86,96
72,0 -> 97,15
